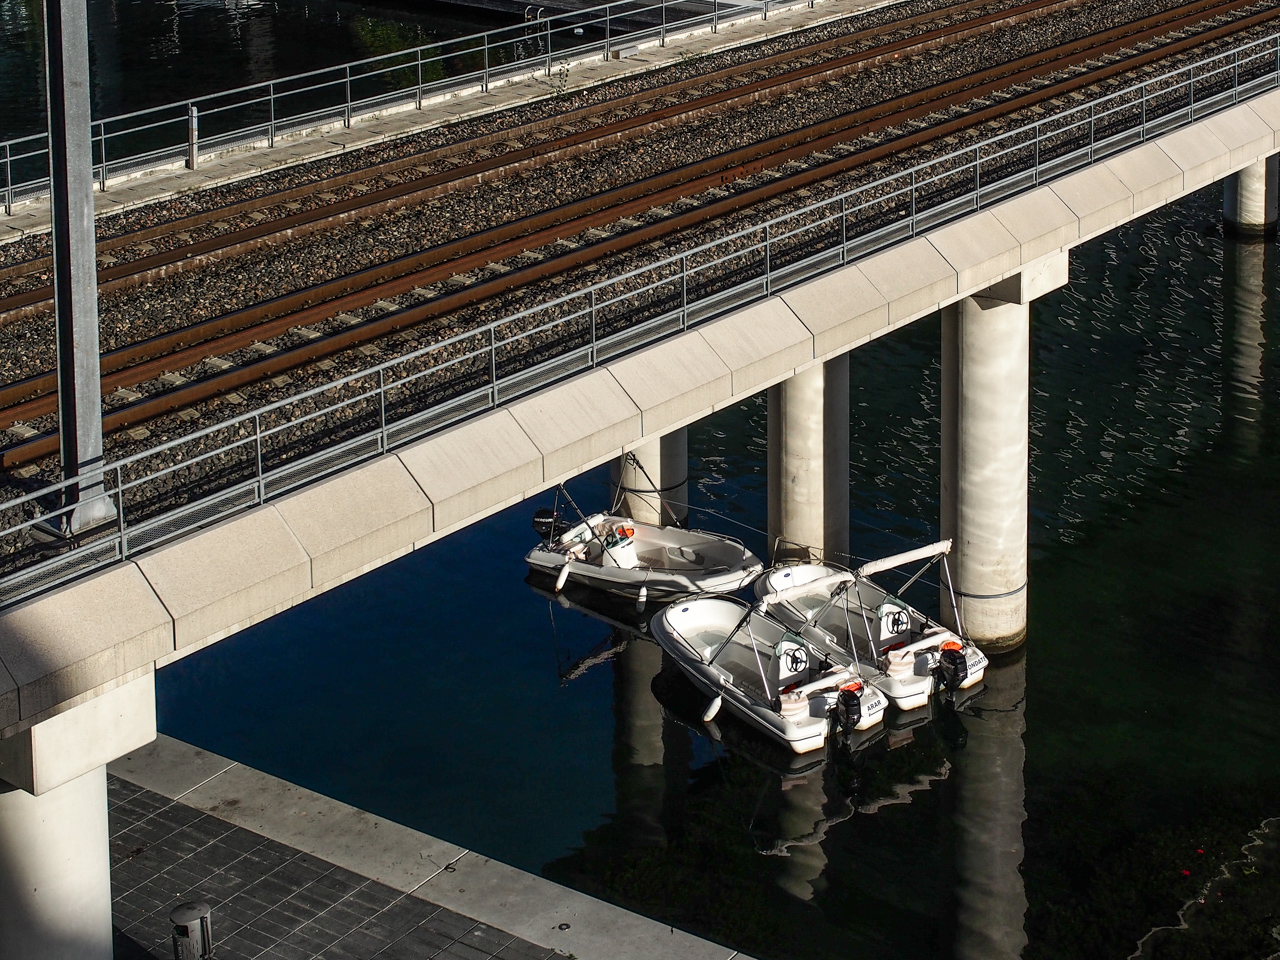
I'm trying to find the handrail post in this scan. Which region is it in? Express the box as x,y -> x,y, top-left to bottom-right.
763,0 -> 768,21
839,195 -> 847,259
115,465 -> 126,559
763,223 -> 771,295
681,254 -> 688,329
489,326 -> 498,402
186,105 -> 199,170
3,142 -> 11,216
484,34 -> 490,92
268,83 -> 276,147
605,5 -> 611,62
713,0 -> 718,33
1188,64 -> 1195,114
910,168 -> 916,223
344,65 -> 353,127
97,122 -> 107,192
589,289 -> 597,363
547,16 -> 553,76
974,145 -> 980,203
378,368 -> 388,446
254,415 -> 264,492
661,0 -> 667,46
416,48 -> 424,109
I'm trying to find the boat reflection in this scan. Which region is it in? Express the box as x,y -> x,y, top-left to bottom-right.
531,570 -> 1030,958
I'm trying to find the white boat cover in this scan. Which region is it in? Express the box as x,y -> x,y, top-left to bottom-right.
757,571 -> 854,607
853,539 -> 952,579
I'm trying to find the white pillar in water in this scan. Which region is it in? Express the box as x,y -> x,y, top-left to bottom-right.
611,429 -> 688,526
953,654 -> 1028,960
767,355 -> 850,562
0,766 -> 114,960
1223,156 -> 1279,236
941,254 -> 1068,651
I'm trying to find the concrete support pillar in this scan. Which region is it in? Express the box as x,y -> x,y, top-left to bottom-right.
775,772 -> 829,901
952,654 -> 1028,960
940,253 -> 1067,651
44,0 -> 109,529
941,296 -> 1030,649
1223,156 -> 1279,237
612,638 -> 666,847
0,766 -> 113,960
767,355 -> 850,562
611,429 -> 688,526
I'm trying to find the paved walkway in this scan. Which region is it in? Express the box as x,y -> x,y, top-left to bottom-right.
0,0 -> 899,244
108,775 -> 553,960
109,735 -> 747,960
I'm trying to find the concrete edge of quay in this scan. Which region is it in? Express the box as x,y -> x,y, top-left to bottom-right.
108,733 -> 750,960
0,0 -> 901,244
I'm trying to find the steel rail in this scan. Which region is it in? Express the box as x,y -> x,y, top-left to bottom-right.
0,0 -> 1094,314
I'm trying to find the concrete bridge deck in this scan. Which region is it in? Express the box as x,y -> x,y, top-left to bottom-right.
1,90 -> 1276,761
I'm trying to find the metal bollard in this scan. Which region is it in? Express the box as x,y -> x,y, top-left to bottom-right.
170,900 -> 214,960
186,106 -> 199,171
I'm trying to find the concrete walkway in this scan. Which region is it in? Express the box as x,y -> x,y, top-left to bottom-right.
0,0 -> 899,243
108,735 -> 749,960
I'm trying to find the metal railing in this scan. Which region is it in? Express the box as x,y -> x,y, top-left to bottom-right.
1,29 -> 1277,607
0,0 -> 813,215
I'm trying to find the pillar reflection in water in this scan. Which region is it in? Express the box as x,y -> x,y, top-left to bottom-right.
1225,241 -> 1268,461
953,654 -> 1028,960
776,770 -> 830,901
613,638 -> 666,848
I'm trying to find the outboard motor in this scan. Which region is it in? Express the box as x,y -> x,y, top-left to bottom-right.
532,507 -> 566,541
836,681 -> 863,730
937,640 -> 968,694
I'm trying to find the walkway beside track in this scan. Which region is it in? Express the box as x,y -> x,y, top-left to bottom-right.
109,735 -> 748,960
0,0 -> 898,244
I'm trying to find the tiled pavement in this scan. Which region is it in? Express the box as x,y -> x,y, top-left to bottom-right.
107,776 -> 556,960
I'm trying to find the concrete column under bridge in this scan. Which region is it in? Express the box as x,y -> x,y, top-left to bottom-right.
0,674 -> 156,960
952,652 -> 1028,960
767,355 -> 851,563
611,429 -> 688,526
1224,155 -> 1279,237
941,254 -> 1069,651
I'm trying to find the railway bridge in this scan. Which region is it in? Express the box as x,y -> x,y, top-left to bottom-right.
0,0 -> 1277,955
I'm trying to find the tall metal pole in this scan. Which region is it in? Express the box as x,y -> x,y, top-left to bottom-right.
45,0 -> 109,531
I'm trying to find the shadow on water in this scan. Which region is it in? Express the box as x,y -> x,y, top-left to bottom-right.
159,185 -> 1280,957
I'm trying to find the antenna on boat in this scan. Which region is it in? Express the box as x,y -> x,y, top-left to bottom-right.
623,451 -> 685,527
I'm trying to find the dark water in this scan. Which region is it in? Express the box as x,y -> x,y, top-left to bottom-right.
0,0 -> 512,142
158,185 -> 1280,958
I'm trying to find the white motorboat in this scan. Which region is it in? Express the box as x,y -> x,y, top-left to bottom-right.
526,508 -> 763,601
650,596 -> 888,755
754,540 -> 988,712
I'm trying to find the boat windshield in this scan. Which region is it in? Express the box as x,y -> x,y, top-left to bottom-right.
708,614 -> 823,704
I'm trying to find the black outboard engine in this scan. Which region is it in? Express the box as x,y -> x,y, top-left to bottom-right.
836,682 -> 863,730
937,642 -> 968,694
532,507 -> 566,541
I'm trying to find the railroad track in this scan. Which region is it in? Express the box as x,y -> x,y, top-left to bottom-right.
0,0 -> 1092,321
1,0 -> 1275,468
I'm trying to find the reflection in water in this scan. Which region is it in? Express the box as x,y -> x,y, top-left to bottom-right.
775,770 -> 829,901
1226,241 -> 1267,461
613,638 -> 666,849
953,654 -> 1027,960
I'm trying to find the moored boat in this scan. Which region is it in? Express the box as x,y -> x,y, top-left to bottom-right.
754,540 -> 987,711
526,508 -> 763,601
650,596 -> 887,754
